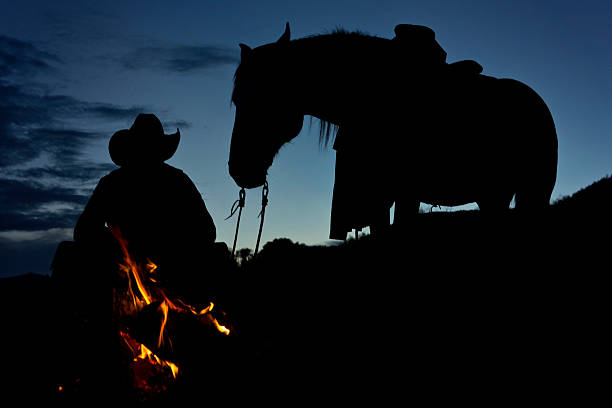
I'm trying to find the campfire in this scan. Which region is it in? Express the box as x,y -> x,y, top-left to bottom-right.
109,226 -> 231,398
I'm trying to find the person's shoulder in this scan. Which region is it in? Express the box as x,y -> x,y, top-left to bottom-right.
161,164 -> 199,187
161,163 -> 189,177
96,166 -> 122,184
105,166 -> 123,176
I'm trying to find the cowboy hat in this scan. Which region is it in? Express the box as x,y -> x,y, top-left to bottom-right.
109,113 -> 180,166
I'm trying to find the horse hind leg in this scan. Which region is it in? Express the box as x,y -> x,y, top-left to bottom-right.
514,179 -> 555,210
477,192 -> 514,212
500,78 -> 558,211
369,209 -> 390,235
513,141 -> 557,211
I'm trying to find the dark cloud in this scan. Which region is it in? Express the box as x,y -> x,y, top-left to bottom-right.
0,178 -> 83,212
12,163 -> 116,186
26,128 -> 103,163
121,44 -> 239,73
0,35 -> 62,78
84,104 -> 147,120
0,178 -> 87,231
0,81 -> 121,233
165,119 -> 193,130
0,81 -> 146,168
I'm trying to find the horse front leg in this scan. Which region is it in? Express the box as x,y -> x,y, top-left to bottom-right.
369,207 -> 391,236
393,198 -> 420,227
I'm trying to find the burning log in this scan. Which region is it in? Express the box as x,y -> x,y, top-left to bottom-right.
105,226 -> 234,400
50,226 -> 237,401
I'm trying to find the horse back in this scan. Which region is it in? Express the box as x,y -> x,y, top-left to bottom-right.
385,74 -> 557,206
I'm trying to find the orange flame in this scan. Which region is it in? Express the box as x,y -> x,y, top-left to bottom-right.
110,225 -> 231,390
213,319 -> 231,336
110,227 -> 152,306
158,301 -> 169,348
120,330 -> 179,379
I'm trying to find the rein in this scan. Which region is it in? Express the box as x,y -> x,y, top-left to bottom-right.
225,187 -> 245,255
226,180 -> 269,257
255,181 -> 269,255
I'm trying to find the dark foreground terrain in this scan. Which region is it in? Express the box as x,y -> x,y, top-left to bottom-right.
2,178 -> 611,404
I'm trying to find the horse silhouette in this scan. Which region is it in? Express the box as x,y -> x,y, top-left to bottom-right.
229,23 -> 558,239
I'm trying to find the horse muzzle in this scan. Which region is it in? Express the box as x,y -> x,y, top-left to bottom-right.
228,161 -> 267,189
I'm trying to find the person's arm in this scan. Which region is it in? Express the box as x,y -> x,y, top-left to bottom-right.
182,174 -> 216,244
74,177 -> 109,243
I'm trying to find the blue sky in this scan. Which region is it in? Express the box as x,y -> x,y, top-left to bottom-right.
1,0 -> 611,276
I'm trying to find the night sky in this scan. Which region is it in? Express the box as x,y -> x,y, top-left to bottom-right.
1,0 -> 611,277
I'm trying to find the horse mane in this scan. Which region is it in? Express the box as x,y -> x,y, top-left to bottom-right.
310,117 -> 338,148
303,29 -> 380,147
308,27 -> 373,40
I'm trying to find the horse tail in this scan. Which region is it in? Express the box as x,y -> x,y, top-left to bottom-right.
499,79 -> 558,210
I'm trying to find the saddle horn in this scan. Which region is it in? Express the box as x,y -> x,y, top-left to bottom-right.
393,24 -> 447,64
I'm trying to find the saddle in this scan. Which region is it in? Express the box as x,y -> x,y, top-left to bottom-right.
393,24 -> 484,78
447,59 -> 483,75
393,24 -> 447,64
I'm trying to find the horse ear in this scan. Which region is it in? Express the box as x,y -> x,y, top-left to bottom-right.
277,22 -> 291,43
239,43 -> 252,60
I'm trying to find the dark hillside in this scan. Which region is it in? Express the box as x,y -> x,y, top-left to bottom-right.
224,178 -> 611,403
2,177 -> 610,403
553,174 -> 612,212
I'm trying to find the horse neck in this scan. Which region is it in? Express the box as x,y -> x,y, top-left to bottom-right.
288,35 -> 395,127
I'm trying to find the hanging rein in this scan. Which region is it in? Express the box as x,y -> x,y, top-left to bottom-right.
225,180 -> 269,257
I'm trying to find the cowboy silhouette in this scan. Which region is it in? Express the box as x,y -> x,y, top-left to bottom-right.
74,113 -> 216,301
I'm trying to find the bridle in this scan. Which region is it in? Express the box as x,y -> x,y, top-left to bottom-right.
226,180 -> 269,257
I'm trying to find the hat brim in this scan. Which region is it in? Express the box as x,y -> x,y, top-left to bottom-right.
109,129 -> 181,167
160,130 -> 180,162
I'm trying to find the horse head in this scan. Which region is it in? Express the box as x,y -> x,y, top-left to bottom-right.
229,23 -> 304,189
